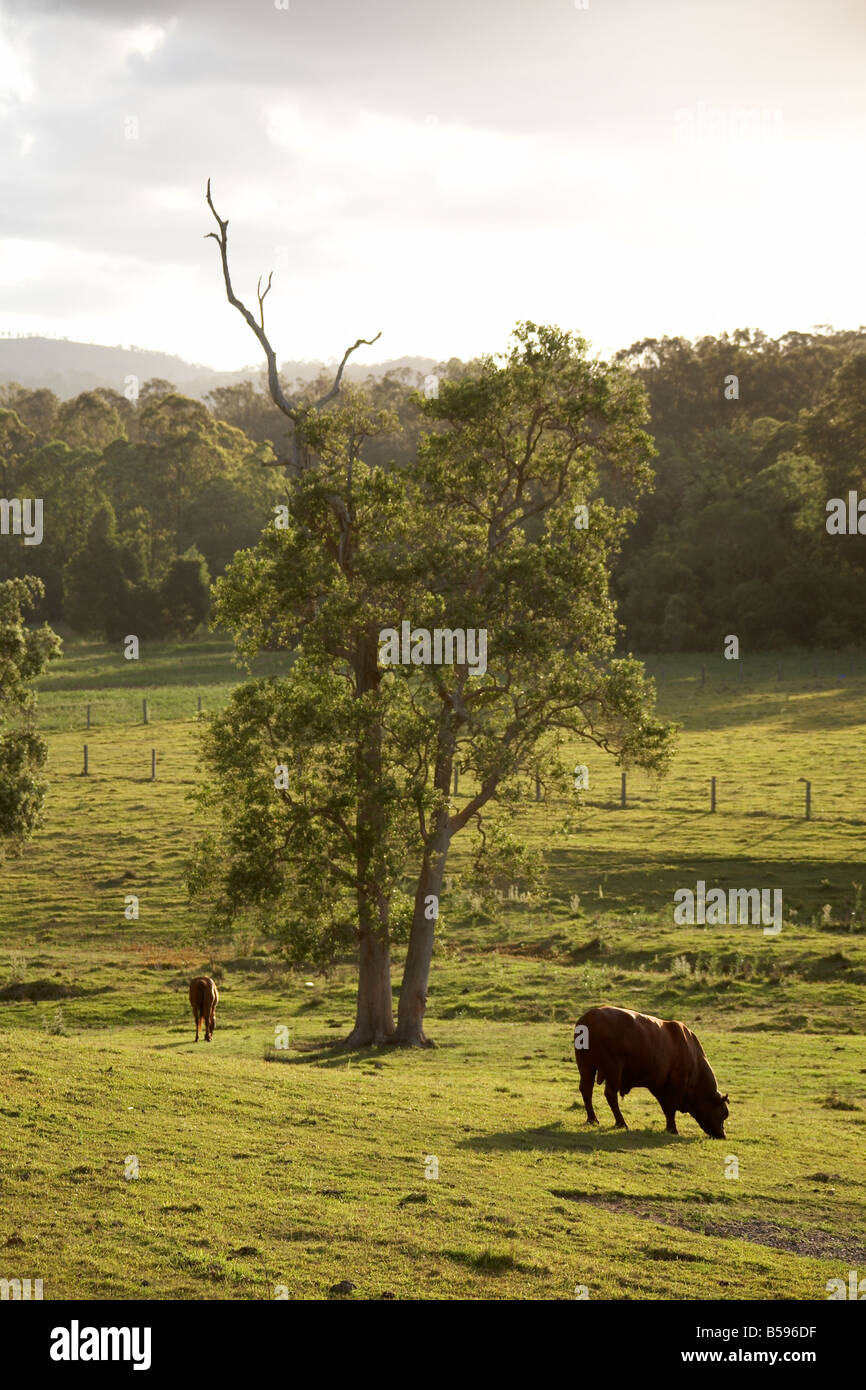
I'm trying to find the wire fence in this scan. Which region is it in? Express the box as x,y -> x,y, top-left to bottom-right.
518,768 -> 863,824
34,658 -> 866,825
57,738 -> 866,826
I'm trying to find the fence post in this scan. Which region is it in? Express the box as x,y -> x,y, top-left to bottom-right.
142,697 -> 148,725
86,703 -> 91,730
151,748 -> 156,781
535,770 -> 541,802
802,779 -> 811,820
453,767 -> 458,796
710,776 -> 716,812
621,772 -> 627,808
197,694 -> 202,716
82,745 -> 88,776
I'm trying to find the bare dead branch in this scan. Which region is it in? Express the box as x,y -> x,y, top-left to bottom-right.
256,271 -> 274,329
205,179 -> 295,420
312,332 -> 383,410
205,179 -> 382,428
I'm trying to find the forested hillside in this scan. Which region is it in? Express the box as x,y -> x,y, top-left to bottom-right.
612,328 -> 866,649
2,327 -> 864,648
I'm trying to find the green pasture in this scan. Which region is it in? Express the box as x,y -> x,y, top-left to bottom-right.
0,638 -> 864,1299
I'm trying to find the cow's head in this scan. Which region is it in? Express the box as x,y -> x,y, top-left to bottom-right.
690,1091 -> 729,1139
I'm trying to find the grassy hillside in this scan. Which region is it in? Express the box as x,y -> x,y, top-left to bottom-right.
0,638 -> 864,1300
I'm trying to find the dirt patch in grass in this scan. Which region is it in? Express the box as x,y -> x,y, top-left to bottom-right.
552,1191 -> 866,1263
697,1217 -> 866,1263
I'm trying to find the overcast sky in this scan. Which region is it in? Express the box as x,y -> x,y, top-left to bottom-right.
0,0 -> 863,370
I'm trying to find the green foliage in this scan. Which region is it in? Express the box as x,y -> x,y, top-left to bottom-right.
0,384 -> 59,445
0,407 -> 35,490
613,330 -> 866,649
0,575 -> 61,854
55,391 -> 126,451
62,504 -> 131,639
193,381 -> 425,962
189,667 -> 392,967
159,548 -> 211,637
5,327 -> 865,650
62,508 -> 213,642
0,379 -> 284,631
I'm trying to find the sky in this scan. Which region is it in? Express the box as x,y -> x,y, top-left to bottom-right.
0,0 -> 864,371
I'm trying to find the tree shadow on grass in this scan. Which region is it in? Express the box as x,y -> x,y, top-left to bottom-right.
543,847 -> 864,919
262,1040 -> 397,1068
457,1120 -> 698,1155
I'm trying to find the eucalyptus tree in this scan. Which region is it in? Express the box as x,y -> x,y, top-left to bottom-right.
194,186 -> 675,1046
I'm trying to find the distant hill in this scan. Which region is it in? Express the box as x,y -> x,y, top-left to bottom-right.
0,336 -> 438,400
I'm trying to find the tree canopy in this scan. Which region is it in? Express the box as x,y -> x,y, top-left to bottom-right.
189,317 -> 676,1044
0,576 -> 61,857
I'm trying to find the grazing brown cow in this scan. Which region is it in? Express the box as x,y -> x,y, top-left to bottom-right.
189,976 -> 219,1043
574,1005 -> 729,1138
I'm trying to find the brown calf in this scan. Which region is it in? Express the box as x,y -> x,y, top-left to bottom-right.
189,976 -> 219,1042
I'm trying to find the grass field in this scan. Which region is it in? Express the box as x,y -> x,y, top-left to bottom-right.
1,637 -> 864,1300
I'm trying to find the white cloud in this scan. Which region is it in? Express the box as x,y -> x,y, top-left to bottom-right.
0,15 -> 35,103
118,23 -> 170,62
0,0 -> 862,370
263,100 -> 609,204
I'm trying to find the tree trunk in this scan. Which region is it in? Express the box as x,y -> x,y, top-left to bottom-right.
344,919 -> 395,1047
396,712 -> 459,1046
395,824 -> 450,1046
344,631 -> 396,1047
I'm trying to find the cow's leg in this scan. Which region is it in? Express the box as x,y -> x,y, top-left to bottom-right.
654,1086 -> 678,1133
194,1008 -> 201,1042
205,1008 -> 213,1042
603,1082 -> 628,1129
576,1054 -> 598,1124
599,1056 -> 628,1127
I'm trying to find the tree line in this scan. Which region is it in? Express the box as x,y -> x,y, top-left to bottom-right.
2,324 -> 864,648
613,327 -> 866,650
0,378 -> 285,638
